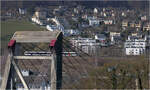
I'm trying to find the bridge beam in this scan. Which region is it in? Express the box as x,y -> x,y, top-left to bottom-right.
11,59 -> 29,89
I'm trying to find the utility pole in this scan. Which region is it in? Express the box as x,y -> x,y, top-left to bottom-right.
94,45 -> 99,89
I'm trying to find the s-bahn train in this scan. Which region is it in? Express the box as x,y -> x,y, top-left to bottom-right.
24,51 -> 78,56
62,52 -> 78,56
24,51 -> 51,56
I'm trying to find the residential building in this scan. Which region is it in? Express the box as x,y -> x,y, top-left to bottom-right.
143,23 -> 150,31
110,32 -> 121,44
64,29 -> 80,36
94,8 -> 98,14
129,22 -> 135,28
46,24 -> 64,32
18,8 -> 27,15
124,36 -> 147,55
95,34 -> 108,46
70,38 -> 100,54
135,23 -> 141,28
103,20 -> 113,25
88,18 -> 100,26
122,21 -> 128,27
21,70 -> 30,76
35,10 -> 47,19
141,16 -> 147,21
31,9 -> 47,25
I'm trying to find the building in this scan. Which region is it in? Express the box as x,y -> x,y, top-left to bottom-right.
122,21 -> 128,27
129,22 -> 135,28
135,22 -> 141,28
103,20 -> 113,25
31,9 -> 47,26
88,18 -> 100,26
46,17 -> 64,32
124,36 -> 147,55
141,16 -> 147,21
95,34 -> 108,46
94,8 -> 98,14
143,23 -> 150,31
35,10 -> 47,19
21,70 -> 30,76
18,8 -> 27,15
110,32 -> 121,45
46,24 -> 64,32
70,38 -> 100,54
63,29 -> 80,36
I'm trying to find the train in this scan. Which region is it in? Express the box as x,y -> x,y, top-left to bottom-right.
24,51 -> 51,56
24,51 -> 78,56
62,52 -> 78,56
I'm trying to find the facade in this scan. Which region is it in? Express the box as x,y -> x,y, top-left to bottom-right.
35,11 -> 47,19
94,8 -> 98,14
64,29 -> 80,36
103,20 -> 113,25
110,32 -> 121,44
88,18 -> 100,26
143,23 -> 150,31
46,24 -> 64,32
18,8 -> 27,15
21,70 -> 29,76
122,21 -> 128,27
95,34 -> 108,46
124,36 -> 146,55
70,38 -> 100,54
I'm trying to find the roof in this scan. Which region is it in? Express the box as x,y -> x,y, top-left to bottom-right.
11,31 -> 62,43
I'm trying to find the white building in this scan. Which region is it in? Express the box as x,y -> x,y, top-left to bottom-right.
70,38 -> 100,54
88,18 -> 100,26
124,36 -> 147,55
95,34 -> 108,46
103,20 -> 113,25
94,8 -> 98,14
21,70 -> 29,76
19,8 -> 27,15
46,24 -> 64,32
46,17 -> 64,32
64,29 -> 80,36
110,32 -> 121,44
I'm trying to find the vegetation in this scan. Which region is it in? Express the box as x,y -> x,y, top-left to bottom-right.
68,56 -> 149,89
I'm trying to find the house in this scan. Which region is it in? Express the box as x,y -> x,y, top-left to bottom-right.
46,24 -> 64,32
103,20 -> 113,25
46,17 -> 64,32
88,18 -> 100,26
31,9 -> 47,25
143,23 -> 150,31
64,29 -> 80,36
141,16 -> 147,21
21,70 -> 30,76
121,12 -> 126,17
95,34 -> 108,46
122,21 -> 128,27
110,32 -> 121,44
31,16 -> 46,26
135,22 -> 141,28
18,8 -> 27,15
94,8 -> 98,14
74,8 -> 79,14
124,36 -> 147,55
129,22 -> 135,28
35,10 -> 47,19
